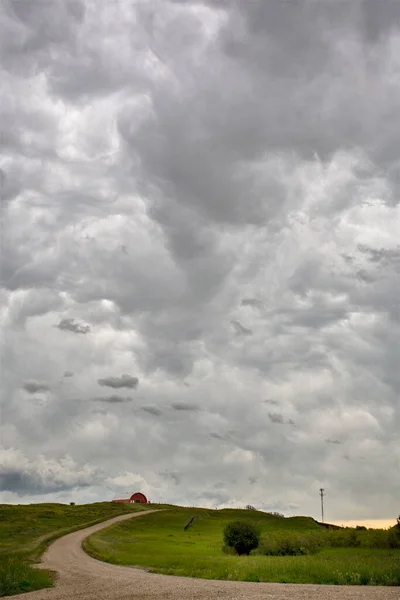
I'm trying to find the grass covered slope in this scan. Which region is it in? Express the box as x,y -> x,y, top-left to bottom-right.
0,502 -> 149,597
84,506 -> 400,586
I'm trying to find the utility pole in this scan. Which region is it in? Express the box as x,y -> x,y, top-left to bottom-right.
320,488 -> 325,523
0,162 -> 4,450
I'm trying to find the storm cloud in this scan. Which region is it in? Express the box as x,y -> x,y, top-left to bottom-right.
241,298 -> 263,309
94,395 -> 134,404
141,406 -> 162,417
97,375 -> 139,390
231,321 -> 253,336
171,403 -> 199,412
57,319 -> 91,335
268,413 -> 285,425
0,0 -> 399,522
0,448 -> 101,495
22,381 -> 51,394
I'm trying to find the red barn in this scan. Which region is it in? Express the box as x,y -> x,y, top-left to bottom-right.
130,492 -> 147,504
112,492 -> 148,504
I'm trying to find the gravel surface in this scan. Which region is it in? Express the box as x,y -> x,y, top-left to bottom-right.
5,511 -> 400,600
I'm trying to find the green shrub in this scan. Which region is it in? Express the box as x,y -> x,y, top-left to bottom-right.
347,529 -> 360,547
255,531 -> 325,556
325,527 -> 398,550
223,520 -> 260,556
388,526 -> 400,549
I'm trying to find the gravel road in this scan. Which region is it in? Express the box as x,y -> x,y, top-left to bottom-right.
6,511 -> 400,600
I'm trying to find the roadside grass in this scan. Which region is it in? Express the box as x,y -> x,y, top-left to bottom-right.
0,559 -> 52,598
0,502 -> 149,597
84,506 -> 400,586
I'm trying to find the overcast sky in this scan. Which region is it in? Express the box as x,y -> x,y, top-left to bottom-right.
1,0 -> 399,524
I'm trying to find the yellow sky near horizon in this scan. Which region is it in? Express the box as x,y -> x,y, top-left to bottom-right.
330,519 -> 397,529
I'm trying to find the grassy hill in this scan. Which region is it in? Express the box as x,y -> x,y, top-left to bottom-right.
1,502 -> 399,595
83,505 -> 321,573
84,505 -> 400,586
0,502 -> 148,597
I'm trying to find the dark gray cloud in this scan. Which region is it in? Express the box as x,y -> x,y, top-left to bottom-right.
268,413 -> 285,425
267,413 -> 295,427
0,449 -> 101,495
241,298 -> 263,308
1,0 -> 400,522
360,0 -> 400,42
209,433 -> 225,441
0,469 -> 92,495
57,318 -> 90,335
22,381 -> 50,394
171,402 -> 199,412
63,371 -> 74,378
97,375 -> 139,389
95,395 -> 134,404
358,244 -> 400,266
231,320 -> 253,336
141,406 -> 162,416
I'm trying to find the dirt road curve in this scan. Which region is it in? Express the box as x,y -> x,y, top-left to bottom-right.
6,511 -> 400,600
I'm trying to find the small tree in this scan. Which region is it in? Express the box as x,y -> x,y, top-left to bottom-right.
388,516 -> 400,549
223,520 -> 260,556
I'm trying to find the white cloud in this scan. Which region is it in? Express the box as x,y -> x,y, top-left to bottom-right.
0,0 -> 399,521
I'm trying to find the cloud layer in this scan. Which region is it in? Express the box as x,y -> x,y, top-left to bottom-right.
0,0 -> 399,520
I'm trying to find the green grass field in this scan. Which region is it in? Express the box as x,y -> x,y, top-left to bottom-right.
2,503 -> 399,595
0,502 -> 149,597
84,506 -> 400,586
